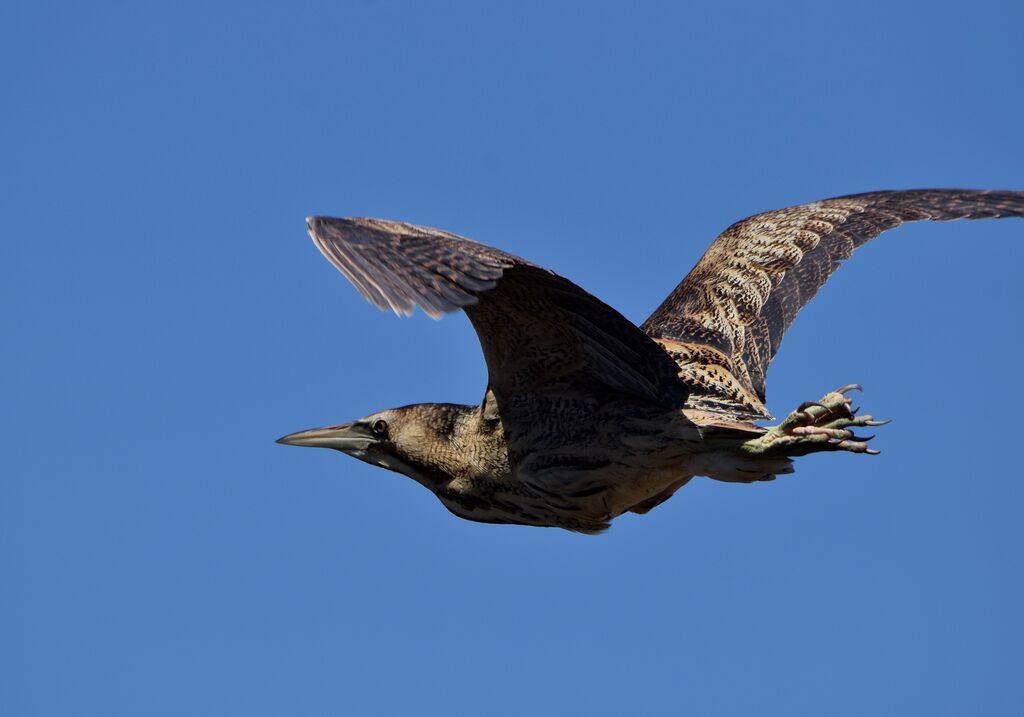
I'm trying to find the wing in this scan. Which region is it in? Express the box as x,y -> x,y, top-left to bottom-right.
641,190 -> 1024,418
307,216 -> 688,409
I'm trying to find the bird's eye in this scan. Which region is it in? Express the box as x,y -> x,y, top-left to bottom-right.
372,419 -> 389,436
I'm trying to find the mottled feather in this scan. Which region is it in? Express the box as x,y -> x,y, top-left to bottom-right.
641,190 -> 1024,419
307,217 -> 689,410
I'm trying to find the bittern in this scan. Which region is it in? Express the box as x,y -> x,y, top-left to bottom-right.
279,190 -> 1024,533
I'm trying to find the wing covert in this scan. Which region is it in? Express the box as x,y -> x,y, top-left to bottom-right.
307,216 -> 688,409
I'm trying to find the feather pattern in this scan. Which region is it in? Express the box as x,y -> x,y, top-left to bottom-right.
641,189 -> 1024,418
307,217 -> 689,409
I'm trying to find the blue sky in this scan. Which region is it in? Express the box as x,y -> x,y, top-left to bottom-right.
3,1 -> 1023,714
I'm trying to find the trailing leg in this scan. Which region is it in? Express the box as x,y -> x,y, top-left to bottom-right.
741,384 -> 890,458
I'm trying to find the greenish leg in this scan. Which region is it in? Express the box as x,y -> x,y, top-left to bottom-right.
741,384 -> 890,457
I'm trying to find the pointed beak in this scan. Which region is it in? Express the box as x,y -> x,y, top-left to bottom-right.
276,422 -> 378,455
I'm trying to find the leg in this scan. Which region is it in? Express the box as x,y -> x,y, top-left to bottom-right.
741,384 -> 889,458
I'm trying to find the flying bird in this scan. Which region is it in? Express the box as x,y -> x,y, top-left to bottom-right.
278,189 -> 1023,533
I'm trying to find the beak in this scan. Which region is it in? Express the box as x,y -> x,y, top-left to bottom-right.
276,422 -> 378,456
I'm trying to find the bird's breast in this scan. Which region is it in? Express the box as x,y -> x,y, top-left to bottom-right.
437,404 -> 706,530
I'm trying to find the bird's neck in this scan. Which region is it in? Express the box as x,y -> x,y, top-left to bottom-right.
392,402 -> 512,488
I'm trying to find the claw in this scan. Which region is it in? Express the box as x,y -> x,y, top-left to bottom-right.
765,386 -> 889,459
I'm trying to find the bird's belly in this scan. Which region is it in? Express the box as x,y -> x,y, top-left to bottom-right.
512,409 -> 706,524
437,452 -> 695,533
440,404 -> 710,532
435,490 -> 600,532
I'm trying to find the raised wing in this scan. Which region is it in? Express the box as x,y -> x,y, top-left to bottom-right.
307,216 -> 688,409
641,190 -> 1024,418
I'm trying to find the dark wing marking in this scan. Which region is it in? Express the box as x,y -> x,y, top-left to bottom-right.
641,190 -> 1024,414
308,216 -> 688,409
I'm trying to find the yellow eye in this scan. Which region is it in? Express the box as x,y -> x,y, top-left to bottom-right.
372,419 -> 388,436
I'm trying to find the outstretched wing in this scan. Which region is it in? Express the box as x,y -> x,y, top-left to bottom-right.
307,216 -> 688,409
641,190 -> 1024,418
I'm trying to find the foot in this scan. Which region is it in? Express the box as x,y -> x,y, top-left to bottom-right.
742,384 -> 890,457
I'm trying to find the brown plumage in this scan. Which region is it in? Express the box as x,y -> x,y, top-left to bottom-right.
307,217 -> 687,409
642,190 -> 1024,419
280,190 -> 1024,533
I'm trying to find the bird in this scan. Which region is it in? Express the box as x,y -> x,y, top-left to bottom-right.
278,189 -> 1024,533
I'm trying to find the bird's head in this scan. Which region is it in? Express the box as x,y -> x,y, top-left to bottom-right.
277,403 -> 475,488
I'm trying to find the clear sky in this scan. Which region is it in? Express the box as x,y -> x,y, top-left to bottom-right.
3,1 -> 1023,715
